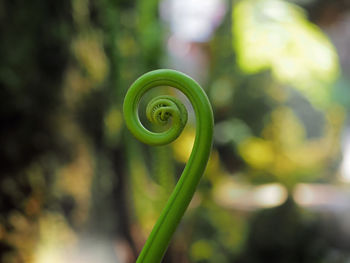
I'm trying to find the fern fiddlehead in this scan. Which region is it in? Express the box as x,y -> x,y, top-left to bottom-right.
123,69 -> 214,263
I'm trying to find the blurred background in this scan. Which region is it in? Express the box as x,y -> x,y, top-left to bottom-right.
1,0 -> 350,262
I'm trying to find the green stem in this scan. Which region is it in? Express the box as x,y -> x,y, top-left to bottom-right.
123,69 -> 214,263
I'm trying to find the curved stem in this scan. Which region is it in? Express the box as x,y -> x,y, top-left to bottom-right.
123,69 -> 214,263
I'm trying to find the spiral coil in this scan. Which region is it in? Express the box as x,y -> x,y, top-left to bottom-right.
123,69 -> 214,263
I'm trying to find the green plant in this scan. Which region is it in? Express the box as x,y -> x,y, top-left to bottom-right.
123,69 -> 214,262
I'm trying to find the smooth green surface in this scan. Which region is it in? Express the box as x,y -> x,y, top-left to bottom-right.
123,69 -> 214,263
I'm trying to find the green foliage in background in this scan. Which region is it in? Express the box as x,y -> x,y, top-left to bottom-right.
0,0 -> 348,262
233,0 -> 339,107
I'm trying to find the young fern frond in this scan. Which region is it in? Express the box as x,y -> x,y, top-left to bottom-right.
123,69 -> 214,263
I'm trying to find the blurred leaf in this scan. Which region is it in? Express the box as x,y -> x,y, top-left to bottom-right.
214,118 -> 252,145
104,107 -> 123,146
72,31 -> 109,84
239,137 -> 275,169
190,239 -> 213,261
232,0 -> 339,107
